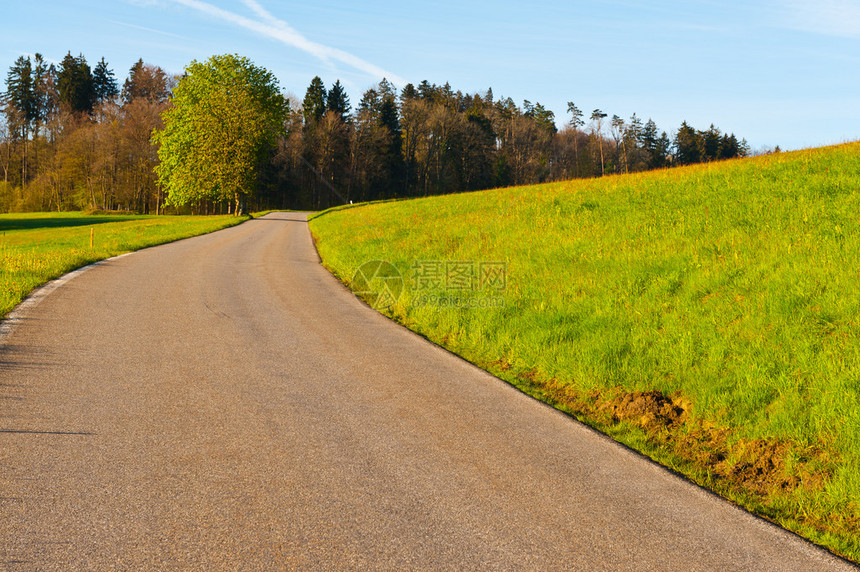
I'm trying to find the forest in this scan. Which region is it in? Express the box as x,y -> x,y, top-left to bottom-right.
0,52 -> 749,213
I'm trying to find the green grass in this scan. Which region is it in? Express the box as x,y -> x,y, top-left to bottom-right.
310,142 -> 860,561
0,212 -> 248,318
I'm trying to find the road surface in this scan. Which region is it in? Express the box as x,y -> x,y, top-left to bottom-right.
0,212 -> 853,570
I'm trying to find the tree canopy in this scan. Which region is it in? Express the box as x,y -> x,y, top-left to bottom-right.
153,54 -> 287,214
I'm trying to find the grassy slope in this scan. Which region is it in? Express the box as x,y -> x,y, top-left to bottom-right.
310,143 -> 860,560
0,212 -> 248,318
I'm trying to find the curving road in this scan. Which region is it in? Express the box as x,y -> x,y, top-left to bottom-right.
0,212 -> 853,570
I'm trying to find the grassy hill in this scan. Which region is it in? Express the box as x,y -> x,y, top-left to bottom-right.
310,142 -> 860,560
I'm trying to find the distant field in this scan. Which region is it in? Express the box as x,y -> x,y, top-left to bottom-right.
310,142 -> 860,560
0,212 -> 248,319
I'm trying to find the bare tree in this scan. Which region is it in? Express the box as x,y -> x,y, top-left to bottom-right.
591,109 -> 608,176
566,102 -> 584,177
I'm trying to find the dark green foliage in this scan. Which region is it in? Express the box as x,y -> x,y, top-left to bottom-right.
93,57 -> 118,103
57,52 -> 95,113
702,124 -> 722,161
326,79 -> 350,118
5,56 -> 35,126
674,121 -> 702,165
674,121 -> 746,166
302,76 -> 327,126
524,100 -> 557,134
2,49 -> 753,214
401,83 -> 418,101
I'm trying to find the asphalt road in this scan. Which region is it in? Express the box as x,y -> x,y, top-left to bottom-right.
0,212 -> 854,570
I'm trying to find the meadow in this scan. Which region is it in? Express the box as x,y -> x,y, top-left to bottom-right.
0,212 -> 248,319
310,142 -> 860,560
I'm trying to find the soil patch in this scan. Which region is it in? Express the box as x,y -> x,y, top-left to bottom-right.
488,359 -> 849,551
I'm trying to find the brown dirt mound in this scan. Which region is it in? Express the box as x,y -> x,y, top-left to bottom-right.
490,363 -> 831,502
713,439 -> 810,496
480,359 -> 852,557
602,389 -> 688,431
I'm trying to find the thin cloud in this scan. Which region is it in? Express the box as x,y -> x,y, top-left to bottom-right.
169,0 -> 407,85
109,20 -> 190,40
775,0 -> 860,37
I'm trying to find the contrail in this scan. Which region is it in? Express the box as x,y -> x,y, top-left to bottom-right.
170,0 -> 407,85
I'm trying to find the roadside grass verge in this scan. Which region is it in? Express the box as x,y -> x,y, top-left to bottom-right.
309,142 -> 860,561
0,212 -> 248,319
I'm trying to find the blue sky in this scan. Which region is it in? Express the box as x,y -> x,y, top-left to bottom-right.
2,0 -> 859,150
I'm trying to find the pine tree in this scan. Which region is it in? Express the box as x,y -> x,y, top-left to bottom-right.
400,83 -> 418,102
30,54 -> 54,132
326,79 -> 350,118
57,52 -> 95,113
302,76 -> 327,126
656,132 -> 672,168
122,59 -> 170,104
5,56 -> 35,128
524,101 -> 556,134
417,80 -> 436,102
674,121 -> 703,165
93,57 -> 119,103
702,124 -> 722,161
720,133 -> 740,159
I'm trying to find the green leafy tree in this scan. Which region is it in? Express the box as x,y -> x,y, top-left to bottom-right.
153,54 -> 287,215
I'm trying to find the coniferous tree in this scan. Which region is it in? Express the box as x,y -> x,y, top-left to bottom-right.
417,80 -> 436,101
524,101 -> 557,134
655,131 -> 672,168
57,52 -> 95,113
326,79 -> 350,118
302,76 -> 327,126
5,56 -> 35,130
674,121 -> 703,165
400,83 -> 418,102
30,55 -> 56,134
702,124 -> 722,161
640,118 -> 659,166
122,59 -> 170,105
378,79 -> 404,194
720,133 -> 740,159
93,58 -> 119,103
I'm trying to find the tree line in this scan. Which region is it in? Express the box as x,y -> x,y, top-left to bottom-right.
270,77 -> 749,210
1,53 -> 750,214
0,52 -> 171,212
